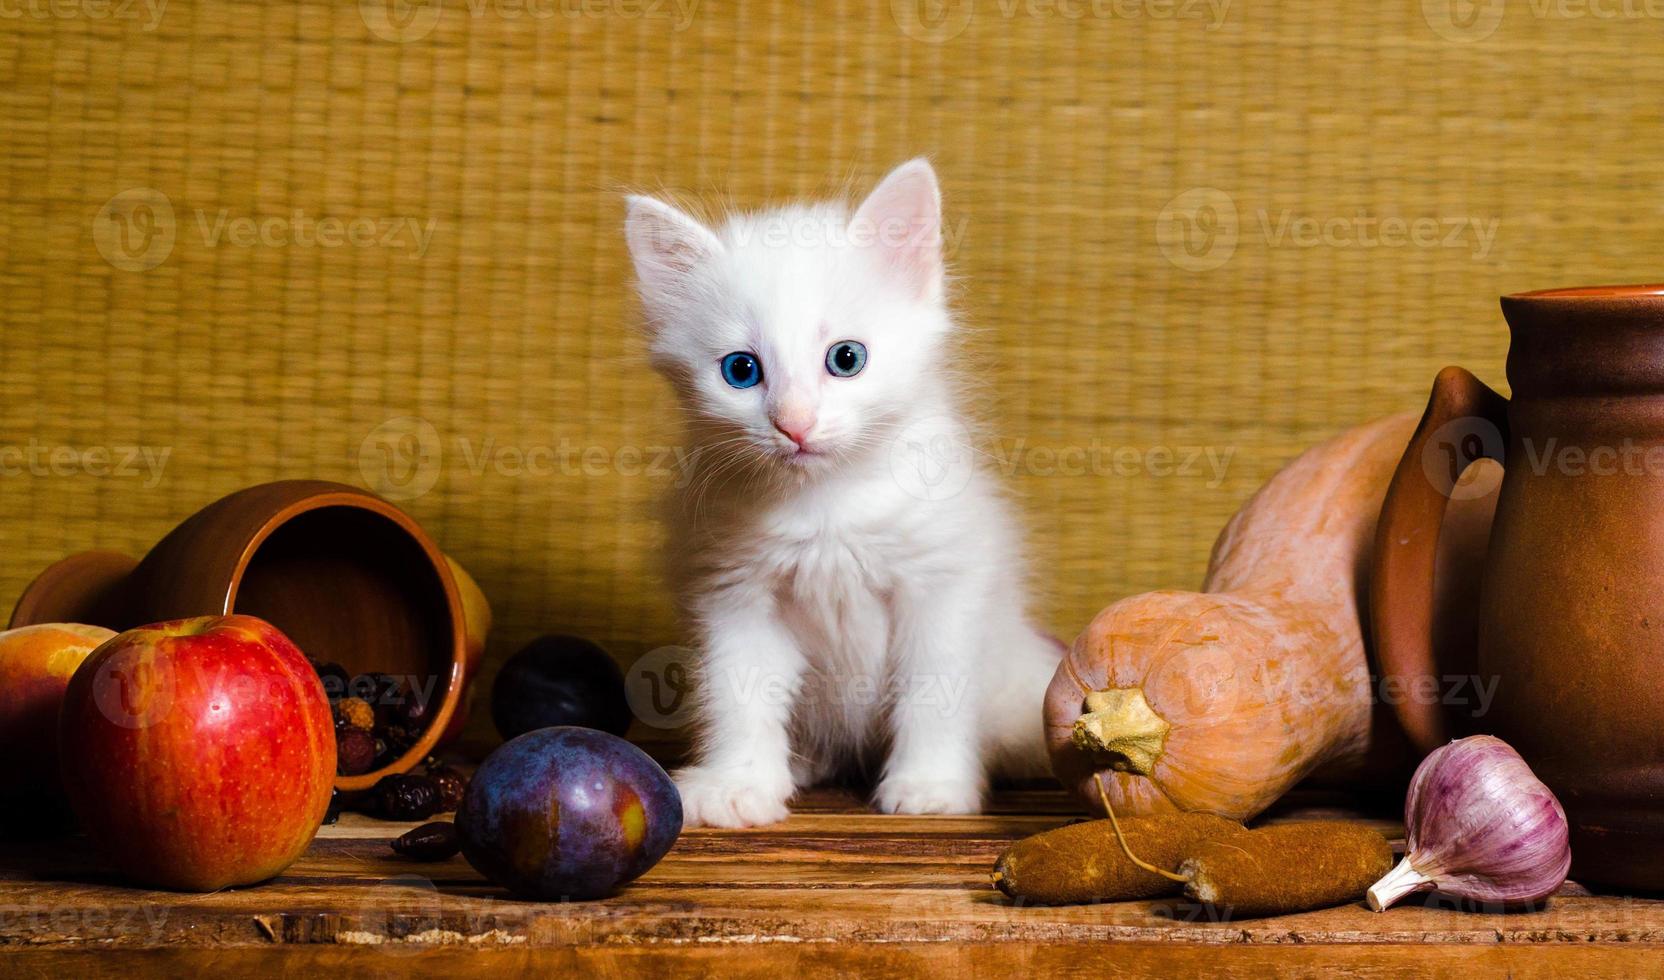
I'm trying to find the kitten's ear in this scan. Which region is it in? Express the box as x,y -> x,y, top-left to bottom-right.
849,158 -> 943,302
625,195 -> 723,304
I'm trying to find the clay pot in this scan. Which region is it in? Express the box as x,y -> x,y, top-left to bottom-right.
1374,284 -> 1664,892
8,480 -> 466,792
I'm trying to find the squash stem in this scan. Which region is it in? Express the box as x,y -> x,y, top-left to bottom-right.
1071,687 -> 1171,776
1095,774 -> 1188,884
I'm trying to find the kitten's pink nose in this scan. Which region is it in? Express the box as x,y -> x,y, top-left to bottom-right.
771,409 -> 817,449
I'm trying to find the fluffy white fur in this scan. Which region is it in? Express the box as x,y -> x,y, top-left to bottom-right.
624,159 -> 1062,828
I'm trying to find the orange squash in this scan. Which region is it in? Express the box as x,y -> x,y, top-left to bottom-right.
1044,414 -> 1497,820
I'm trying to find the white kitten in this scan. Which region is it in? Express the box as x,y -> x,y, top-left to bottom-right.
624,159 -> 1063,828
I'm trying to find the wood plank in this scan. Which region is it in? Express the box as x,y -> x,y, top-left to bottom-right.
7,942 -> 1664,979
2,787 -> 1660,973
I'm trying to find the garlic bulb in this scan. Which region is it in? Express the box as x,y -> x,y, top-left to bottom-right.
1368,735 -> 1571,911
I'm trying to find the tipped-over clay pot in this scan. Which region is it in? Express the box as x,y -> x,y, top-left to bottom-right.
9,480 -> 466,791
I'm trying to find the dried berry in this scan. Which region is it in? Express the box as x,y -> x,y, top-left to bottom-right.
337,728 -> 378,776
375,774 -> 441,821
376,677 -> 426,731
322,789 -> 343,826
382,723 -> 420,752
373,737 -> 394,767
392,821 -> 461,861
334,697 -> 375,732
428,766 -> 467,812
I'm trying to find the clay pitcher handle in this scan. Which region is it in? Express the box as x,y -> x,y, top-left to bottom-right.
1372,366 -> 1510,754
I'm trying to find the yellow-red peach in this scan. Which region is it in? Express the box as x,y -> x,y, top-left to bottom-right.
0,623 -> 116,817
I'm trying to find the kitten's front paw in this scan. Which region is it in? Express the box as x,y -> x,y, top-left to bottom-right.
872,776 -> 983,815
674,766 -> 792,828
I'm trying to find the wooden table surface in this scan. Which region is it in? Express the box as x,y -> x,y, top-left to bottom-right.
2,787 -> 1660,978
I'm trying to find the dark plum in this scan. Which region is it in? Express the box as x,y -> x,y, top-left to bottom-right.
457,727 -> 681,900
490,635 -> 631,739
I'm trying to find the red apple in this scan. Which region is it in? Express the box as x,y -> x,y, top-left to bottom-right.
0,623 -> 117,825
58,615 -> 335,890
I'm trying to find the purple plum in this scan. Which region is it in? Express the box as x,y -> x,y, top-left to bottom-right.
490,635 -> 632,740
457,727 -> 682,900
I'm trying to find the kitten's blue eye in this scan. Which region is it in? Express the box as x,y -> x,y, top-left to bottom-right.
826,341 -> 867,378
721,351 -> 762,389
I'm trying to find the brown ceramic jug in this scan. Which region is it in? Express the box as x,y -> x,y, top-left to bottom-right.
1374,284 -> 1664,892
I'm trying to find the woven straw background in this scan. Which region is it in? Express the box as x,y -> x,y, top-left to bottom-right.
1,0 -> 1660,734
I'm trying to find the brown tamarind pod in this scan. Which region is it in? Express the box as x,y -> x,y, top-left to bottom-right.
1179,821 -> 1394,918
992,812 -> 1244,905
